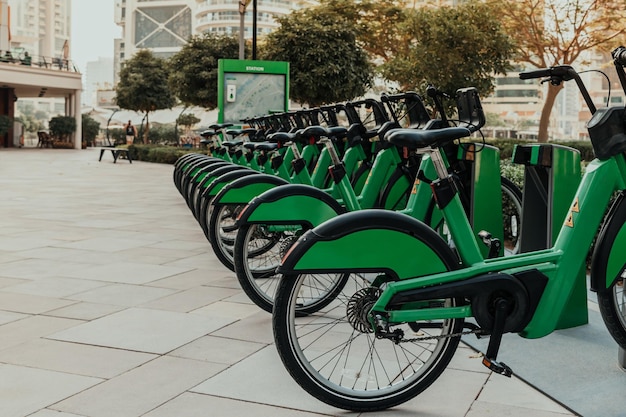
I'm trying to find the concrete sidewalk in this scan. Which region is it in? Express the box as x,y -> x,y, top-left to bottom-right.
0,148 -> 577,417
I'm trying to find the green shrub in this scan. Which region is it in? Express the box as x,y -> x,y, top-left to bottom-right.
82,114 -> 100,146
49,116 -> 76,142
127,144 -> 208,164
0,115 -> 12,137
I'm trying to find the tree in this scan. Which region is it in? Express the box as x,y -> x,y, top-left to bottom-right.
491,0 -> 626,142
177,113 -> 201,145
260,3 -> 373,107
115,50 -> 175,143
82,114 -> 100,147
382,1 -> 514,114
168,34 -> 240,109
177,113 -> 200,130
0,115 -> 11,137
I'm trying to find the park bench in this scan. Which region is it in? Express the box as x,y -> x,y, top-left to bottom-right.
98,146 -> 132,163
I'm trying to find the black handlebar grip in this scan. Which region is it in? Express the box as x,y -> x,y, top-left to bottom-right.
612,46 -> 626,66
519,69 -> 552,79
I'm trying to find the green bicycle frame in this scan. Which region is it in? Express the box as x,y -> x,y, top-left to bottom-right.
372,151 -> 626,339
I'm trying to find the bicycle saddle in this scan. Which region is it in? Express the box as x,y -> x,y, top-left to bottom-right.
385,127 -> 471,149
209,123 -> 234,130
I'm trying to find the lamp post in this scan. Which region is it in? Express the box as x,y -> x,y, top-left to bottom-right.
252,0 -> 257,60
238,1 -> 246,59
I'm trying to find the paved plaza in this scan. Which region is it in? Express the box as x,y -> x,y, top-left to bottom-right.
0,148 -> 578,416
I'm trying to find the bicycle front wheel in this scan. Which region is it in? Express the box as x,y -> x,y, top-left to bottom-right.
273,272 -> 464,411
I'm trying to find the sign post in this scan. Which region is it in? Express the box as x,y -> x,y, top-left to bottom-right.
217,59 -> 289,125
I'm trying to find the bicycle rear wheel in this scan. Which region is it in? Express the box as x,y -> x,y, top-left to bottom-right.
273,271 -> 463,411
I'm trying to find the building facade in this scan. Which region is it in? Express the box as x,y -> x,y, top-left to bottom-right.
8,0 -> 71,59
114,0 -> 316,79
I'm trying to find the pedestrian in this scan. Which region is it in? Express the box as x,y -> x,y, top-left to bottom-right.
125,120 -> 137,145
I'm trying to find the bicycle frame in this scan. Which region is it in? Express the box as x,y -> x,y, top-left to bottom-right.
365,149 -> 626,337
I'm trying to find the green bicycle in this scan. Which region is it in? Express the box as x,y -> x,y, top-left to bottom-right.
272,52 -> 626,411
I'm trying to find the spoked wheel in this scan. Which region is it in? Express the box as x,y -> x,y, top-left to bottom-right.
208,204 -> 244,271
234,224 -> 346,313
273,272 -> 464,411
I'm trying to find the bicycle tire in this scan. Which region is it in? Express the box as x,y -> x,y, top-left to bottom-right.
234,223 -> 298,312
208,203 -> 242,271
376,166 -> 413,210
273,266 -> 462,410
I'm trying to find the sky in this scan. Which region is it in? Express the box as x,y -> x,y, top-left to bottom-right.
70,0 -> 121,72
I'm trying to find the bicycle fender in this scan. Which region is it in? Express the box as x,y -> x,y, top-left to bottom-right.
278,209 -> 458,280
202,169 -> 258,198
198,165 -> 251,192
236,184 -> 346,228
591,192 -> 626,291
212,174 -> 289,206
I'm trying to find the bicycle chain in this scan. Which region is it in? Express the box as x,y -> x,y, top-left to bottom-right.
400,328 -> 485,343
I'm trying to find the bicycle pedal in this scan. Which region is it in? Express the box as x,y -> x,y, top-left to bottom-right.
482,357 -> 513,377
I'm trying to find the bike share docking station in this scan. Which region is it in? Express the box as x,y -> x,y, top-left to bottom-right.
512,143 -> 588,329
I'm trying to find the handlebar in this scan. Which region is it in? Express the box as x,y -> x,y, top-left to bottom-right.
380,91 -> 422,103
519,65 -> 577,83
519,65 -> 595,114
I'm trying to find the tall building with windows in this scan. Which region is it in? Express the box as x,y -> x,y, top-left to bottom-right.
8,0 -> 71,59
195,0 -> 316,38
114,0 -> 317,80
8,0 -> 72,115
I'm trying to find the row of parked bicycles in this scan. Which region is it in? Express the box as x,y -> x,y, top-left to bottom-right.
173,47 -> 626,412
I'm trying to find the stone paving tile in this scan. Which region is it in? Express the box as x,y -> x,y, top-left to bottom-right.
0,310 -> 29,325
0,364 -> 101,417
476,373 -> 575,415
0,236 -> 65,251
143,392 -> 332,417
1,276 -> 106,298
65,283 -> 178,307
0,315 -> 83,352
0,338 -> 156,378
28,410 -> 85,417
43,302 -> 126,321
466,402 -> 576,417
0,291 -> 77,314
191,346 -> 342,415
169,335 -> 266,365
0,276 -> 28,289
13,246 -> 96,261
0,258 -> 92,280
211,309 -> 274,344
49,307 -> 235,354
55,237 -> 157,253
64,262 -> 192,285
139,285 -> 240,312
191,300 -> 261,321
51,356 -> 223,417
146,268 -> 233,290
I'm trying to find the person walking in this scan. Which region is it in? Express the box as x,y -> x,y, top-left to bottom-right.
125,120 -> 137,145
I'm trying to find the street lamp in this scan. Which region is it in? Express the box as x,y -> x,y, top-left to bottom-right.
252,0 -> 257,60
238,1 -> 246,59
237,0 -> 257,60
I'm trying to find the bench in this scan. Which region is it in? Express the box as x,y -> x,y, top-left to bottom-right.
98,147 -> 132,163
